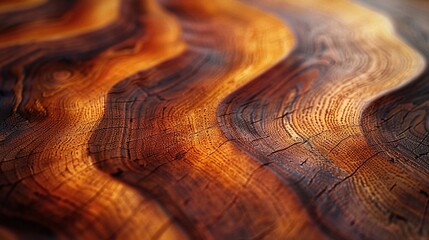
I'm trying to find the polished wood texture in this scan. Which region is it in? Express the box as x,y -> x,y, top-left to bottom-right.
0,0 -> 428,239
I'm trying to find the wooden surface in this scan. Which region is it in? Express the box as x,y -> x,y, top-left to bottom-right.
0,0 -> 428,239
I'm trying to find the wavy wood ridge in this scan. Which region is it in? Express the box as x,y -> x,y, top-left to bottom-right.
0,0 -> 428,239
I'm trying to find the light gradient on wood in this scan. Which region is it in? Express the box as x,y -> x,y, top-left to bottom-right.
0,0 -> 428,239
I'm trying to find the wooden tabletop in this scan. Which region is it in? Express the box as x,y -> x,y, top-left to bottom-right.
0,0 -> 428,239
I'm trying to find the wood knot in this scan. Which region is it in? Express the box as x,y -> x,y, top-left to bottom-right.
52,70 -> 72,81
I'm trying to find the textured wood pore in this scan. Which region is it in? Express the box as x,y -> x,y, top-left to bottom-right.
1,0 -> 429,239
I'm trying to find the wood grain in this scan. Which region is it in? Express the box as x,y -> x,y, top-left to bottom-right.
0,0 -> 428,239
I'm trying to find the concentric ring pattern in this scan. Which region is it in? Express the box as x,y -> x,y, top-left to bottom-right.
0,0 -> 428,239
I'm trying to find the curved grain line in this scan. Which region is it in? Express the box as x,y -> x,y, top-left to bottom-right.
87,0 -> 329,239
0,0 -> 187,238
218,0 -> 425,238
1,0 -> 428,239
358,0 -> 429,235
